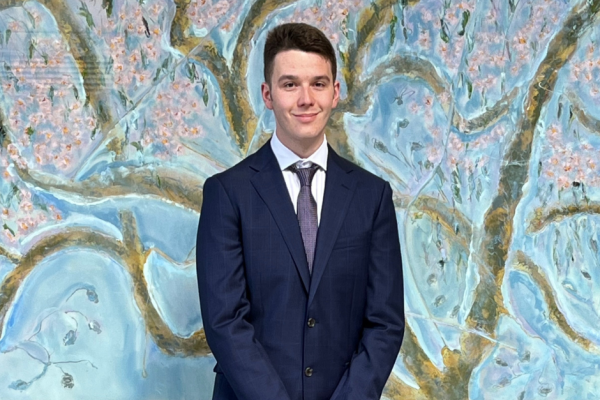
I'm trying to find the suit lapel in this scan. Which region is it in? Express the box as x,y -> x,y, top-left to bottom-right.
309,147 -> 357,305
249,143 -> 311,293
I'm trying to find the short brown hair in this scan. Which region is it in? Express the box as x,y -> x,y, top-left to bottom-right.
263,23 -> 337,85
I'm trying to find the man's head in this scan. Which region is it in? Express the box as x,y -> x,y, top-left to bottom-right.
263,23 -> 337,86
261,23 -> 340,158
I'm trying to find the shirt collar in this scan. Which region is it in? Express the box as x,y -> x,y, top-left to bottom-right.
270,132 -> 328,172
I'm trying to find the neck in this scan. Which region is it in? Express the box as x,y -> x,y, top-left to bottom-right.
277,134 -> 324,159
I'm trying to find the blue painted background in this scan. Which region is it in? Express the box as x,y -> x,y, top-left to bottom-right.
2,0 -> 600,398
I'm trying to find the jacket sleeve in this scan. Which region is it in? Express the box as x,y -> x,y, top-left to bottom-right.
196,176 -> 292,400
330,182 -> 405,399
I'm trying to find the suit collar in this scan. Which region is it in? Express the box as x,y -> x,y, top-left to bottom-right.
249,142 -> 311,292
249,142 -> 357,299
309,147 -> 356,305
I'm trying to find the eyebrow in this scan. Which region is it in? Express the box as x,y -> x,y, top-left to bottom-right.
277,75 -> 331,83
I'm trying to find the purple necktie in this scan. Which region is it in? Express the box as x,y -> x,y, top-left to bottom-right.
291,163 -> 319,274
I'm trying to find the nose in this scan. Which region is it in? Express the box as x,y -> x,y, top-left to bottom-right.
298,85 -> 314,107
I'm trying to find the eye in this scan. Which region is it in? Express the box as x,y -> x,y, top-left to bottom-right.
314,81 -> 326,88
283,82 -> 295,89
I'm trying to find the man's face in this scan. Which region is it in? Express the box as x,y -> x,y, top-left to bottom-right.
261,50 -> 340,153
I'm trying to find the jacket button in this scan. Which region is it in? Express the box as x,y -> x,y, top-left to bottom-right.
305,367 -> 313,377
307,318 -> 316,328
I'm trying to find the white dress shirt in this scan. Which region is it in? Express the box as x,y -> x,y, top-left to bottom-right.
270,132 -> 327,225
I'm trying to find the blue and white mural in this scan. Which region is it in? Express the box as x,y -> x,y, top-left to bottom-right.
2,0 -> 600,398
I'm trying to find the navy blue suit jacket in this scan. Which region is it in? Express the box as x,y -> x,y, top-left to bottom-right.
196,142 -> 404,400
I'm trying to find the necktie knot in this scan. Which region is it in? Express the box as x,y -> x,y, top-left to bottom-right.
291,163 -> 319,187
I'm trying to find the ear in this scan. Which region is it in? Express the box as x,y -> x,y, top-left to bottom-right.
261,82 -> 273,110
332,80 -> 340,108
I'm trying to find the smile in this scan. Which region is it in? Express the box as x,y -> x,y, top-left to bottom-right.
293,113 -> 319,122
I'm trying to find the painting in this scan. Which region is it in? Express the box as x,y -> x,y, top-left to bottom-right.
1,0 -> 600,398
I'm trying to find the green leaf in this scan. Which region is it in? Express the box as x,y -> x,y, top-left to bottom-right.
467,34 -> 474,53
118,90 -> 130,108
28,40 -> 35,59
5,29 -> 11,44
440,20 -> 450,43
3,223 -> 15,236
140,49 -> 148,69
451,168 -> 462,204
79,1 -> 95,28
466,78 -> 473,99
202,85 -> 209,106
398,119 -> 410,128
435,165 -> 446,184
186,62 -> 197,83
26,126 -> 34,136
102,0 -> 113,17
48,85 -> 55,102
390,15 -> 398,48
458,10 -> 470,36
73,85 -> 79,100
509,0 -> 517,13
153,67 -> 162,82
142,16 -> 150,37
156,174 -> 161,188
131,141 -> 143,152
410,141 -> 423,151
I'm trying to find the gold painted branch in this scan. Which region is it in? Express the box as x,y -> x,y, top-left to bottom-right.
13,162 -> 204,213
0,215 -> 210,357
342,53 -> 519,135
342,0 -> 398,97
119,211 -> 210,357
527,203 -> 600,234
469,0 -> 600,336
514,250 -> 594,350
0,244 -> 21,265
411,195 -> 473,253
171,0 -> 296,153
39,0 -> 118,133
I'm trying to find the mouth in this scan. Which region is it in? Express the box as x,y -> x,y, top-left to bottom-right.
293,112 -> 319,122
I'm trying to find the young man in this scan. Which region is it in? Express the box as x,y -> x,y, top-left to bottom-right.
196,23 -> 404,400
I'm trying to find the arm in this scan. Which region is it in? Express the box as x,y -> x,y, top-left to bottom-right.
330,182 -> 405,399
196,176 -> 291,400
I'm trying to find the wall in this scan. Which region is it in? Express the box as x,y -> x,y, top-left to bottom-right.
1,0 -> 600,399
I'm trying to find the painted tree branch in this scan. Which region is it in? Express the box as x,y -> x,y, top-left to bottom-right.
469,0 -> 600,336
331,0 -> 399,162
394,2 -> 600,397
119,211 -> 209,356
411,195 -> 473,253
170,0 -> 202,55
1,116 -> 204,214
13,160 -> 204,213
0,213 -> 210,357
342,0 -> 398,97
527,203 -> 600,234
341,53 -> 519,135
43,0 -> 117,133
1,0 -> 118,133
171,0 -> 296,153
514,250 -> 594,350
0,244 -> 21,265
